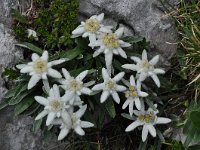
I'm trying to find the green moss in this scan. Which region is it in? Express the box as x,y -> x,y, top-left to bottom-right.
34,0 -> 79,50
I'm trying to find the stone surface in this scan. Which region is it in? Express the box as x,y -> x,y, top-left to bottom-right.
79,0 -> 178,67
0,1 -> 62,150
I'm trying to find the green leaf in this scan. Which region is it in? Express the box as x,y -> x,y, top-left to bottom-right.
190,111 -> 200,128
15,42 -> 43,54
104,98 -> 116,118
0,100 -> 9,110
32,119 -> 43,133
9,90 -> 33,105
14,97 -> 35,116
51,47 -> 84,61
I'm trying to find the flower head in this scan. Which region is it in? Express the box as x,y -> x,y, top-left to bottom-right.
34,84 -> 70,126
53,105 -> 94,140
90,27 -> 131,73
59,68 -> 92,105
122,50 -> 165,87
122,75 -> 148,115
125,104 -> 171,142
92,68 -> 126,104
72,13 -> 112,44
16,51 -> 65,89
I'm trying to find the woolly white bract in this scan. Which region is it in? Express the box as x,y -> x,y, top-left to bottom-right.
90,27 -> 131,73
59,68 -> 92,106
35,84 -> 70,126
122,49 -> 165,87
72,13 -> 112,45
125,104 -> 171,142
16,51 -> 65,89
52,105 -> 94,140
92,68 -> 126,104
122,75 -> 148,115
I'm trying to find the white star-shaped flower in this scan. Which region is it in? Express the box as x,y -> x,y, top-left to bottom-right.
16,51 -> 65,89
92,68 -> 126,104
27,29 -> 38,41
34,84 -> 70,126
89,27 -> 131,73
52,105 -> 94,140
59,68 -> 92,105
122,75 -> 148,115
125,104 -> 171,142
72,13 -> 112,44
122,49 -> 165,87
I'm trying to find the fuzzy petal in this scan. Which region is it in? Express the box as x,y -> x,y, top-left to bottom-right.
139,91 -> 148,97
58,128 -> 69,141
130,75 -> 136,86
80,87 -> 92,95
102,68 -> 110,80
155,117 -> 171,124
113,72 -> 125,82
135,98 -> 141,110
100,91 -> 109,103
52,84 -> 60,99
105,51 -> 113,75
151,74 -> 160,87
130,56 -> 141,63
61,111 -> 72,127
122,100 -> 130,109
41,51 -> 48,61
72,26 -> 85,35
35,110 -> 48,120
92,83 -> 104,91
147,125 -> 156,137
153,68 -> 165,74
116,85 -> 126,92
89,34 -> 96,44
48,68 -> 62,78
74,126 -> 85,136
75,105 -> 87,118
139,72 -> 148,81
46,112 -> 56,126
35,96 -> 48,106
142,125 -> 148,142
117,48 -> 127,58
149,55 -> 159,65
28,74 -> 41,89
142,50 -> 148,60
20,66 -> 33,73
76,70 -> 88,81
125,121 -> 141,132
122,64 -> 139,71
96,13 -> 104,22
50,59 -> 65,66
80,121 -> 94,128
115,27 -> 124,38
62,68 -> 71,80
111,91 -> 120,104
32,53 -> 39,61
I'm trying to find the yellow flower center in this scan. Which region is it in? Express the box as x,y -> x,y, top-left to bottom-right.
69,79 -> 81,91
140,60 -> 153,71
33,59 -> 47,74
105,80 -> 116,90
125,85 -> 138,97
138,111 -> 155,123
49,100 -> 64,111
102,33 -> 119,49
84,19 -> 100,32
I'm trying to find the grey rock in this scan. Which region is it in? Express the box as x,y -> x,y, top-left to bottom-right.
79,0 -> 178,67
0,1 -> 62,150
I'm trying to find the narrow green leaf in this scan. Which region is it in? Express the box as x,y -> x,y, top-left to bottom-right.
104,98 -> 116,118
9,90 -> 33,105
11,9 -> 27,23
32,119 -> 43,133
15,42 -> 43,54
190,111 -> 200,129
14,97 -> 35,116
0,100 -> 9,110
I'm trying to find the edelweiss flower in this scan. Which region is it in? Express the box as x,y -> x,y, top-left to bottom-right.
27,29 -> 38,41
125,104 -> 171,142
72,13 -> 112,44
16,51 -> 65,89
92,68 -> 126,104
89,27 -> 131,72
34,84 -> 70,126
122,50 -> 165,87
53,105 -> 94,140
59,68 -> 92,105
122,75 -> 148,115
